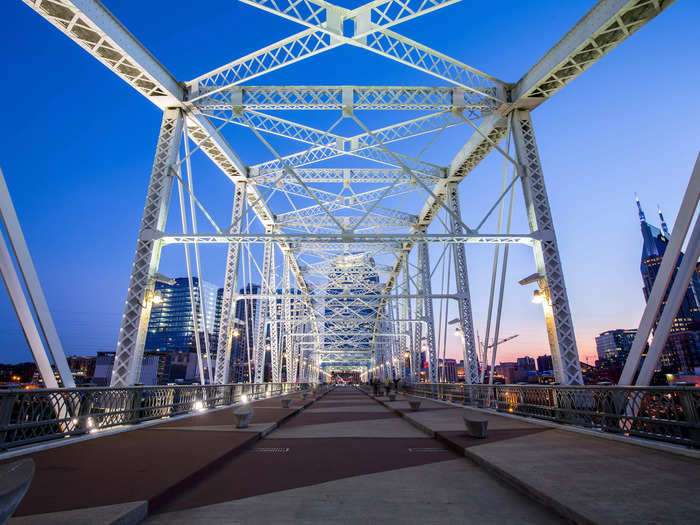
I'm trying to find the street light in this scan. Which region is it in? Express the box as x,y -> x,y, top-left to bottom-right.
143,290 -> 163,307
532,290 -> 545,304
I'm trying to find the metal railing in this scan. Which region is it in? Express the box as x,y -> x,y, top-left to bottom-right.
0,382 -> 310,450
401,383 -> 700,448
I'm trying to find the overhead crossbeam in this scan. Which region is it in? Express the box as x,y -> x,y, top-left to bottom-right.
157,233 -> 536,244
193,85 -> 493,113
189,0 -> 504,103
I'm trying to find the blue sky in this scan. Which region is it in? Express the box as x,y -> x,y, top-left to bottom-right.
1,1 -> 699,365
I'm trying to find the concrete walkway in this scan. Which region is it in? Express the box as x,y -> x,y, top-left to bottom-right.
146,386 -> 562,524
5,385 -> 693,524
3,389 -> 323,523
375,391 -> 700,525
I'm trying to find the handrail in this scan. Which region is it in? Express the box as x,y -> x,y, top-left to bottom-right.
400,382 -> 700,448
0,382 -> 310,450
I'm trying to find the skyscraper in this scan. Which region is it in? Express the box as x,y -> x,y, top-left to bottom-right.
229,284 -> 260,383
595,329 -> 637,367
636,198 -> 700,375
536,355 -> 553,373
145,277 -> 221,353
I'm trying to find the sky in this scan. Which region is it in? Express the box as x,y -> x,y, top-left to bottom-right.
1,0 -> 699,367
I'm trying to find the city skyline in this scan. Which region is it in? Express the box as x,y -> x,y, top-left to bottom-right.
1,1 -> 699,368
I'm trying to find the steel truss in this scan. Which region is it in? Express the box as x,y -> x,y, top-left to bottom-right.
24,0 -> 675,386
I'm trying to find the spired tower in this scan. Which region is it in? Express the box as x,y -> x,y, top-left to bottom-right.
636,197 -> 700,374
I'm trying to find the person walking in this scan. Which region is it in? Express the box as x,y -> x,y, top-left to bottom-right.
383,377 -> 392,396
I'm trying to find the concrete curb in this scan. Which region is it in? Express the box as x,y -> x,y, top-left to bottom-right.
402,391 -> 700,460
9,500 -> 148,525
365,390 -> 593,525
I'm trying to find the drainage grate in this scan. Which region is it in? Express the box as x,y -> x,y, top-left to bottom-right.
254,447 -> 290,453
408,447 -> 447,453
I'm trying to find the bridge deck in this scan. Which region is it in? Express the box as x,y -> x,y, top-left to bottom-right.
3,386 -> 699,524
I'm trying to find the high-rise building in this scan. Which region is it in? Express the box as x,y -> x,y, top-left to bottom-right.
636,199 -> 700,375
230,284 -> 260,382
145,277 -> 221,354
536,355 -> 553,373
595,329 -> 637,367
516,356 -> 536,371
441,359 -> 458,382
66,355 -> 96,385
92,350 -> 175,385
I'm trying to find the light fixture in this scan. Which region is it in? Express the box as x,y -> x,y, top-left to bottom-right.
143,290 -> 163,308
241,394 -> 249,404
532,290 -> 545,304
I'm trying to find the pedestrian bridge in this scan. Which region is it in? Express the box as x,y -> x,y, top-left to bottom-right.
1,384 -> 698,523
3,1 -> 699,522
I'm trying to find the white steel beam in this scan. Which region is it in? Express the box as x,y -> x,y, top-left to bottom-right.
418,243 -> 438,382
511,110 -> 583,385
194,85 -> 492,112
620,153 -> 700,386
157,233 -> 536,244
22,0 -> 182,108
512,0 -> 676,107
447,183 -> 479,384
214,183 -> 246,384
237,0 -> 505,101
112,108 -> 183,387
0,168 -> 75,388
254,239 -> 274,383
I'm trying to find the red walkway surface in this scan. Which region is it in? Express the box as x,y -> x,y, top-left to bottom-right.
153,387 -> 453,514
4,387 -> 577,524
3,390 -> 316,518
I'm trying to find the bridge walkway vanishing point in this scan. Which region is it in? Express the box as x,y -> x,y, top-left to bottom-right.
143,386 -> 560,524
3,385 -> 699,524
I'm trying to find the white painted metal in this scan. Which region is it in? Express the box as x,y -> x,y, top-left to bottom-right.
254,239 -> 274,383
214,183 -> 247,384
418,243 -> 438,382
447,183 -> 479,384
0,168 -> 74,388
23,0 -> 676,387
112,108 -> 183,387
620,153 -> 700,385
511,110 -> 583,385
637,216 -> 700,385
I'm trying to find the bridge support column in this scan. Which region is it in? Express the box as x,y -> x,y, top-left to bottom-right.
419,243 -> 438,382
400,263 -> 415,381
282,252 -> 294,382
447,183 -> 479,385
269,251 -> 281,383
214,182 -> 246,384
411,258 -> 424,383
112,108 -> 183,386
511,110 -> 583,385
254,237 -> 273,383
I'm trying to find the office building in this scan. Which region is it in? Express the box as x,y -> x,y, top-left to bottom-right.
637,199 -> 700,375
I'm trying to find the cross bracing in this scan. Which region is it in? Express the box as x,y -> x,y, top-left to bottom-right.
23,0 -> 676,386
